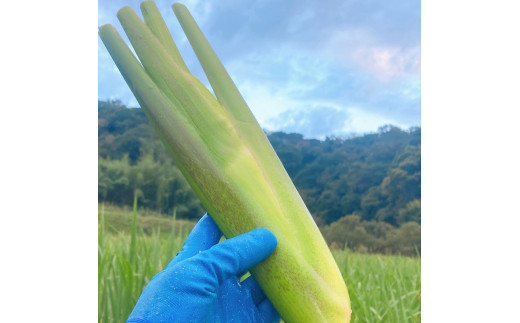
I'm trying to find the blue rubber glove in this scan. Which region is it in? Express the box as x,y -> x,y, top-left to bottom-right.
126,213 -> 280,323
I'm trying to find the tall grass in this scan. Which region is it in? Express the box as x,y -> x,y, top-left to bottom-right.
98,204 -> 420,322
333,250 -> 421,322
98,202 -> 191,323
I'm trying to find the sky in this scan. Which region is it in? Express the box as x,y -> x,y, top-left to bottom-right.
98,0 -> 420,139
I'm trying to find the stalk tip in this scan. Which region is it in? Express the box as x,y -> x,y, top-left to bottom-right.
98,24 -> 116,35
140,0 -> 156,11
117,6 -> 135,19
172,3 -> 188,14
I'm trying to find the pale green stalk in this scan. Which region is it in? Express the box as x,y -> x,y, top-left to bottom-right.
140,1 -> 189,73
130,194 -> 138,264
171,3 -> 334,268
98,24 -> 243,232
100,4 -> 351,321
173,3 -> 351,321
115,7 -> 294,240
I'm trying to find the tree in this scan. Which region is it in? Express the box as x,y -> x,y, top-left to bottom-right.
397,199 -> 421,224
98,100 -> 421,225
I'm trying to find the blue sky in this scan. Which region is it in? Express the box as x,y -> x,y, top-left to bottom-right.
99,0 -> 420,139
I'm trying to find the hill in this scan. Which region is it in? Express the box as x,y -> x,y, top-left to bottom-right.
98,100 -> 420,227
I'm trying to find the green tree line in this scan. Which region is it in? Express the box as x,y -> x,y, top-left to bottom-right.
99,100 -> 420,254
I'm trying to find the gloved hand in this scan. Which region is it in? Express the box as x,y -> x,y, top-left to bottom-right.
126,213 -> 280,323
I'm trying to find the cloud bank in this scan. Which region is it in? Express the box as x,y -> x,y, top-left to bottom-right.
98,0 -> 420,138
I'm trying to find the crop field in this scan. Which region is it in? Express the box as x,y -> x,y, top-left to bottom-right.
98,204 -> 420,322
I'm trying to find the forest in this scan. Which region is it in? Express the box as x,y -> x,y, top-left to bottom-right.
98,100 -> 421,254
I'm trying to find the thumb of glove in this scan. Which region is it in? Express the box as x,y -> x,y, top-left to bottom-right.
185,228 -> 277,292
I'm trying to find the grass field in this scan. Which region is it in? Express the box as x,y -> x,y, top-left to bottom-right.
98,204 -> 420,322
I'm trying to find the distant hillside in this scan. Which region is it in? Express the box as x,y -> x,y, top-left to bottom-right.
99,100 -> 420,227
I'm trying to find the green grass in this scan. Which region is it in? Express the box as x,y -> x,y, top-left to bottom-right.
332,250 -> 421,322
98,204 -> 421,322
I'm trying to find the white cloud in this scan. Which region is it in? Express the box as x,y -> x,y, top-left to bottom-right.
326,28 -> 421,81
351,46 -> 421,81
267,105 -> 350,139
224,48 -> 332,124
345,107 -> 407,133
237,82 -> 299,126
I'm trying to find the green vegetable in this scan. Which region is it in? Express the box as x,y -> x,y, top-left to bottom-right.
99,2 -> 351,322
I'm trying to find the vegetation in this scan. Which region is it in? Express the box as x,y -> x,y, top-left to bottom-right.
98,203 -> 193,323
99,100 -> 421,255
99,204 -> 420,322
322,215 -> 420,256
333,250 -> 421,322
99,100 -> 420,225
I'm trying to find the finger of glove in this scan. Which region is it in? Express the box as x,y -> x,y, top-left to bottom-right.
241,275 -> 266,305
188,228 -> 277,291
167,213 -> 222,268
258,298 -> 281,323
